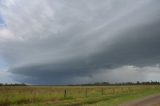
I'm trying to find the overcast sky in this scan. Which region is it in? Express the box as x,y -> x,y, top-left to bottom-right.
0,0 -> 160,85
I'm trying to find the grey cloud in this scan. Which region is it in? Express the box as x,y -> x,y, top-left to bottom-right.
0,0 -> 160,84
85,65 -> 160,83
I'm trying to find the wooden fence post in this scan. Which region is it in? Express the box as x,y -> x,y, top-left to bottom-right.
64,89 -> 67,98
85,88 -> 88,97
101,88 -> 104,95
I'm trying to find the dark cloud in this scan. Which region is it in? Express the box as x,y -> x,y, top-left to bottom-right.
0,0 -> 160,84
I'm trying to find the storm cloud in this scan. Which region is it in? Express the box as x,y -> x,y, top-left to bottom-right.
0,0 -> 160,84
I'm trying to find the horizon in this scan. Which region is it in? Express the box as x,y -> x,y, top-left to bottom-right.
1,80 -> 160,86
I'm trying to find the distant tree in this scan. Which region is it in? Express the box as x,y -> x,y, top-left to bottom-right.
68,81 -> 160,86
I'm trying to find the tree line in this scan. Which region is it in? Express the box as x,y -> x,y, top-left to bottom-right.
0,83 -> 27,86
1,81 -> 160,86
69,81 -> 160,86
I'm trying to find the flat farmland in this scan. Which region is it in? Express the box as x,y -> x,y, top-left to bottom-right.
0,85 -> 160,106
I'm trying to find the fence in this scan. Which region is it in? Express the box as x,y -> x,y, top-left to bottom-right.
62,87 -> 123,98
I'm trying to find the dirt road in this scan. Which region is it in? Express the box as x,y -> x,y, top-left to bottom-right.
122,94 -> 160,106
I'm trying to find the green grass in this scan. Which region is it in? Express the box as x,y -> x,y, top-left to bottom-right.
0,85 -> 160,106
83,87 -> 160,106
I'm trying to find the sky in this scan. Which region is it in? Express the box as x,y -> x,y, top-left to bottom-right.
0,0 -> 160,85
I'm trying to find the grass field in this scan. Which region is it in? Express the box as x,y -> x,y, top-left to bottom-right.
0,85 -> 160,106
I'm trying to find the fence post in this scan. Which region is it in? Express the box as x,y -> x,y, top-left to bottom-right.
101,88 -> 104,95
64,89 -> 67,98
113,88 -> 115,94
85,88 -> 88,97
